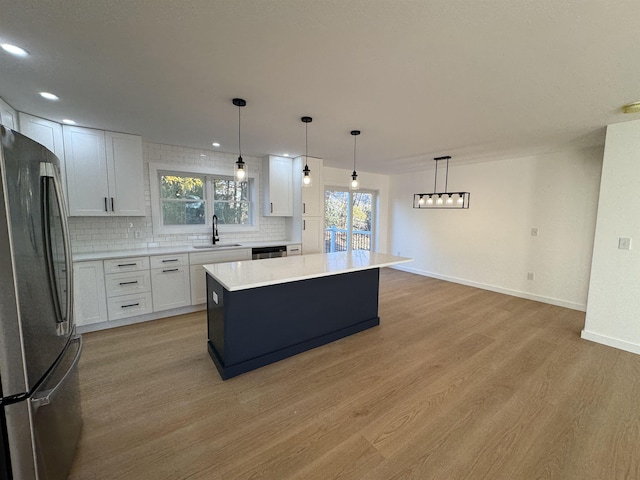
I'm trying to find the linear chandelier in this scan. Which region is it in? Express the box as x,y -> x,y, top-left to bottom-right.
413,156 -> 470,209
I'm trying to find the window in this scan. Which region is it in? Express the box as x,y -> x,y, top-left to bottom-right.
324,188 -> 375,252
150,163 -> 258,235
212,178 -> 250,224
160,174 -> 206,226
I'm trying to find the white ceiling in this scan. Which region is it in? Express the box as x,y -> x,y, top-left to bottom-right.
1,0 -> 640,174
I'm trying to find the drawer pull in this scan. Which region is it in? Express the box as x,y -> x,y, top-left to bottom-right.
117,263 -> 137,267
290,248 -> 299,252
162,268 -> 179,273
162,259 -> 178,263
121,303 -> 140,308
118,281 -> 138,285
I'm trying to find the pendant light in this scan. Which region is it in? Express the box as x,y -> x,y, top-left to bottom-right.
301,116 -> 312,187
413,156 -> 470,209
233,98 -> 247,181
350,130 -> 360,190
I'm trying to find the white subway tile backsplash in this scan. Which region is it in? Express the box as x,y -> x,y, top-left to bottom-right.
68,141 -> 286,253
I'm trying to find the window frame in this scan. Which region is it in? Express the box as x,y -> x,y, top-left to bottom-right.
149,163 -> 260,235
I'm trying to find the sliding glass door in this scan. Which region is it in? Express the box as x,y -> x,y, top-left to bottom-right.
324,189 -> 375,253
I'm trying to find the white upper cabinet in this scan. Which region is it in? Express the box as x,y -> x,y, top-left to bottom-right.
18,113 -> 65,160
301,156 -> 323,217
262,155 -> 293,216
0,98 -> 18,130
105,132 -> 145,216
18,113 -> 68,201
63,125 -> 144,216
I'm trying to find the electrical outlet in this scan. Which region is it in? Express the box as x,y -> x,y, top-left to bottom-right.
618,237 -> 632,250
531,228 -> 539,237
527,272 -> 535,280
134,230 -> 143,239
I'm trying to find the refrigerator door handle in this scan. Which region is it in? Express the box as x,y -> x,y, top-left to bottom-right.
40,162 -> 74,336
31,335 -> 82,412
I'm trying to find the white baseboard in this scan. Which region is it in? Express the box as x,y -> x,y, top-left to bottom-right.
390,265 -> 586,312
580,330 -> 640,356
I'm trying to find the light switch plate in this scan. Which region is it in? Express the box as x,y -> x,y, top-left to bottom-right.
212,291 -> 219,304
619,237 -> 632,250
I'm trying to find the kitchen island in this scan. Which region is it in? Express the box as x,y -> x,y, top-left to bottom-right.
203,251 -> 412,379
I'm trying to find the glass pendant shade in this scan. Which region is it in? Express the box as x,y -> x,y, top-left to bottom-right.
302,163 -> 312,186
235,157 -> 246,181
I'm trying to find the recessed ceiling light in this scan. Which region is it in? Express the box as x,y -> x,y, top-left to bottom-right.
62,119 -> 76,125
622,102 -> 640,114
283,153 -> 289,157
212,142 -> 221,147
39,92 -> 59,101
200,154 -> 206,157
1,43 -> 29,57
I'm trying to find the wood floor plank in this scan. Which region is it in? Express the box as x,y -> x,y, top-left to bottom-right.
68,268 -> 640,480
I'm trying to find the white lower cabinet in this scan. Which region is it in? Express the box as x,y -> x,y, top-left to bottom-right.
73,261 -> 108,326
74,247 -> 260,330
150,253 -> 191,312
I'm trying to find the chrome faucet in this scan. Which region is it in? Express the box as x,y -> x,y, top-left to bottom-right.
212,215 -> 220,244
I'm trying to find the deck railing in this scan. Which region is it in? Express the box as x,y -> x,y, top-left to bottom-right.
324,225 -> 372,252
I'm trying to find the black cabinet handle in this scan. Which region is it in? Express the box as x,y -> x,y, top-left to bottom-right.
104,197 -> 108,212
162,259 -> 178,263
303,203 -> 306,214
110,197 -> 114,212
119,281 -> 138,285
117,263 -> 137,267
303,220 -> 306,230
162,268 -> 179,273
270,202 -> 273,213
121,303 -> 139,308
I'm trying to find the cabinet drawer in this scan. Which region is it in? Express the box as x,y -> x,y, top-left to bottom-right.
150,253 -> 188,269
189,248 -> 251,266
107,292 -> 153,320
287,244 -> 302,256
105,271 -> 151,297
104,256 -> 149,274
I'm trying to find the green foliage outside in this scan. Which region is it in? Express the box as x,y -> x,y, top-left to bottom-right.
160,174 -> 249,226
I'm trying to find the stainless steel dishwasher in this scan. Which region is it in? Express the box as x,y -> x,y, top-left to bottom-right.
251,246 -> 287,260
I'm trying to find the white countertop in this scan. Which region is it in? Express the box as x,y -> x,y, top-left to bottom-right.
72,240 -> 299,262
203,251 -> 413,291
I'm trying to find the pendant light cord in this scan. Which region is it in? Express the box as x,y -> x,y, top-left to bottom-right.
353,134 -> 357,171
305,122 -> 309,167
237,105 -> 242,158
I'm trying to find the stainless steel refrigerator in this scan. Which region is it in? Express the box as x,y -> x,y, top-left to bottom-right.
0,127 -> 82,479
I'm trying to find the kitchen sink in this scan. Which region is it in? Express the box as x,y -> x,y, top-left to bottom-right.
192,244 -> 243,249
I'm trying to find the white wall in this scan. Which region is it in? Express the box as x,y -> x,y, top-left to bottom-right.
323,166 -> 390,254
68,142 -> 286,253
389,147 -> 603,310
583,119 -> 640,354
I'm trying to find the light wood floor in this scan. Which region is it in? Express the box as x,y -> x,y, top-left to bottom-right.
69,269 -> 640,480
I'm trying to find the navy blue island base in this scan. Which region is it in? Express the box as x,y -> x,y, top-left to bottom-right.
206,267 -> 381,380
